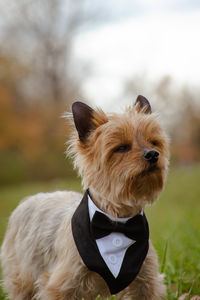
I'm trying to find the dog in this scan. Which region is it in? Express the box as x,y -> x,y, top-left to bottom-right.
1,95 -> 169,299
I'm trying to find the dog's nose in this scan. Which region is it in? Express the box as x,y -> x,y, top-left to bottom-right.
143,149 -> 159,163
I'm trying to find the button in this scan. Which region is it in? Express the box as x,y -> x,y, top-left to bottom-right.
112,237 -> 123,247
108,254 -> 117,264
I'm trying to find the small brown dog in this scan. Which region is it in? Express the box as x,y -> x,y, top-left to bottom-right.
1,96 -> 169,300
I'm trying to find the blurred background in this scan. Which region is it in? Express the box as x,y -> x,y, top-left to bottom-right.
0,1 -> 200,298
0,0 -> 200,186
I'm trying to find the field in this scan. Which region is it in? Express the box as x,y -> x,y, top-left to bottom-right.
0,165 -> 200,299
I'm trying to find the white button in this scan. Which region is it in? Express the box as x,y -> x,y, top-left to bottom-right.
112,237 -> 123,247
108,254 -> 117,264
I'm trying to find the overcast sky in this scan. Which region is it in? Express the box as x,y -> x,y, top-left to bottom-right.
74,0 -> 200,108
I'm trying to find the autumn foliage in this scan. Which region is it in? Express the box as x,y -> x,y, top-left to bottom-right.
0,55 -> 75,185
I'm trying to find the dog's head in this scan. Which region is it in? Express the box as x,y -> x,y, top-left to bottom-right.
67,96 -> 169,217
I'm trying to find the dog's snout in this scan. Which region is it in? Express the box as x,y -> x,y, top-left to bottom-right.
143,149 -> 159,163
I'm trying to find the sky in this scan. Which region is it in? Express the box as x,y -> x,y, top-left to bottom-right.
74,0 -> 200,109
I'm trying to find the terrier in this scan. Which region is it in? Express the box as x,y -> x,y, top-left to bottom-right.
1,96 -> 169,300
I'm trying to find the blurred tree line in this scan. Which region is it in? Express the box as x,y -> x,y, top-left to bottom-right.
0,0 -> 200,186
0,0 -> 104,185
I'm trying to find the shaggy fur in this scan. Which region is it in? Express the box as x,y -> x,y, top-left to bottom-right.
1,96 -> 169,299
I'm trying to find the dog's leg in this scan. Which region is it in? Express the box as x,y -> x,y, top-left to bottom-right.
35,271 -> 69,300
36,266 -> 109,300
2,273 -> 35,300
120,273 -> 166,300
36,265 -> 86,300
116,242 -> 166,300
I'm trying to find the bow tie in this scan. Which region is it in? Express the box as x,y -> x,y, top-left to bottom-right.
91,211 -> 149,240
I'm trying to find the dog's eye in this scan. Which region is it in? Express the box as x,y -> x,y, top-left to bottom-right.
114,144 -> 131,153
151,140 -> 159,147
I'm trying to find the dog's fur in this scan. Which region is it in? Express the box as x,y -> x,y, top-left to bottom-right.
1,97 -> 169,299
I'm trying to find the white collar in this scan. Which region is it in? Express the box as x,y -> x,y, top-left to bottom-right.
88,194 -> 143,223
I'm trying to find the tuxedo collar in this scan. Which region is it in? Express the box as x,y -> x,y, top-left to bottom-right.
71,190 -> 149,294
88,192 -> 144,221
88,193 -> 137,223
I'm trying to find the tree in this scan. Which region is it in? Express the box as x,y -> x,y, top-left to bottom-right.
0,0 -> 104,105
0,0 -> 106,184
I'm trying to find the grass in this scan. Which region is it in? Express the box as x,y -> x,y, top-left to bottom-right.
0,165 -> 200,299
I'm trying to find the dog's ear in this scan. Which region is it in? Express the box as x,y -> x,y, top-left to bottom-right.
72,101 -> 94,142
135,95 -> 152,114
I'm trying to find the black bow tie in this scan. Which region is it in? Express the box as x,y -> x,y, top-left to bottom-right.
91,211 -> 149,240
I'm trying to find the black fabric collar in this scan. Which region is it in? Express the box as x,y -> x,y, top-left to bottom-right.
71,190 -> 149,295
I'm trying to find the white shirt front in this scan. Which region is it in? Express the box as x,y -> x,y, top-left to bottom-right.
88,195 -> 141,278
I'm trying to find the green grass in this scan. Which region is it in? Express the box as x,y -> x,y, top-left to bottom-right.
0,165 -> 200,299
146,165 -> 200,299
